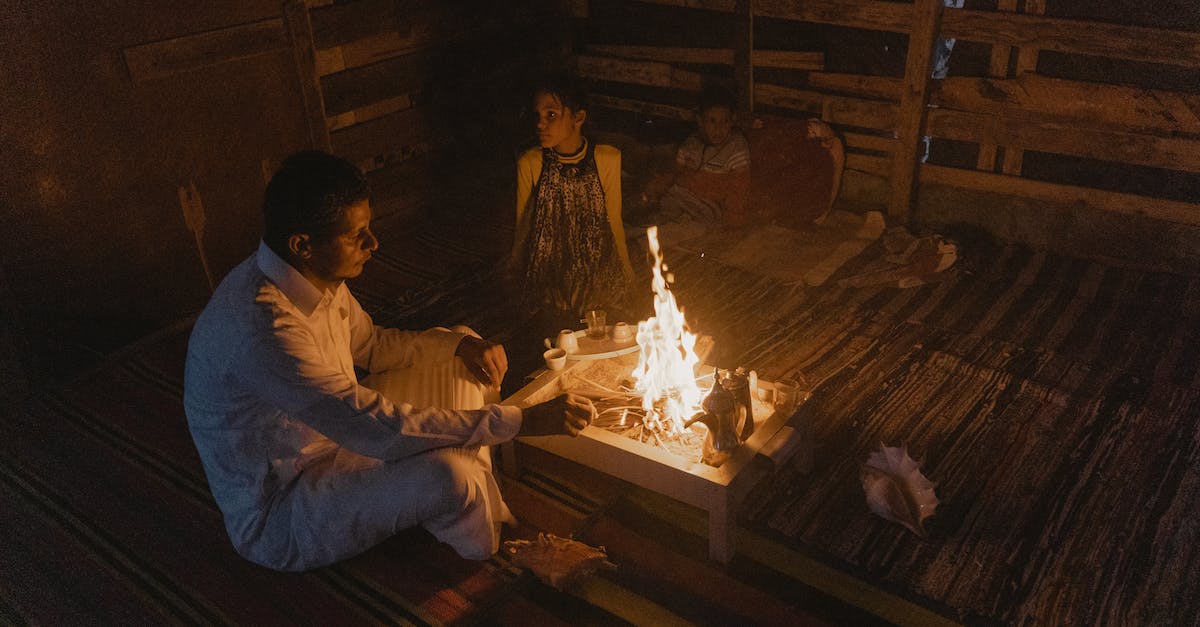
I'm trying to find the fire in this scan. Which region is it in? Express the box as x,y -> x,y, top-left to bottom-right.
630,226 -> 703,434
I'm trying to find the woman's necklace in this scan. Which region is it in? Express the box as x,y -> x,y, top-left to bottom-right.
554,138 -> 587,160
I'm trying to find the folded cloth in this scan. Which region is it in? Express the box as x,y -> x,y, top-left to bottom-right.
836,227 -> 958,288
503,533 -> 617,589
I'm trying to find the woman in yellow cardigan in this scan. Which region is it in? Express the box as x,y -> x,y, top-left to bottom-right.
510,76 -> 634,325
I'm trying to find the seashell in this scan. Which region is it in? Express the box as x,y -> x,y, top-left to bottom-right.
860,443 -> 939,537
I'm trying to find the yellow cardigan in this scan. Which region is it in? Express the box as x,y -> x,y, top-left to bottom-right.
513,142 -> 634,280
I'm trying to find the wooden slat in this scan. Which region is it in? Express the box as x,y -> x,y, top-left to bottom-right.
927,109 -> 1200,175
283,1 -> 331,151
755,0 -> 1200,70
846,153 -> 891,176
754,82 -> 822,114
315,30 -> 428,76
591,94 -> 695,121
887,0 -> 943,222
577,54 -> 704,90
843,158 -> 1200,226
307,0 -> 396,49
319,49 -> 433,117
919,164 -> 1200,226
802,72 -> 1200,143
1012,0 -> 1044,76
584,45 -> 822,72
752,50 -> 824,70
326,94 -> 413,132
1000,0 -> 1043,175
934,74 -> 1200,138
320,13 -> 554,117
806,73 -> 901,100
633,0 -> 737,11
985,0 -> 1018,76
1167,95 -> 1200,134
977,0 -> 1019,171
843,132 -> 897,154
975,139 -> 998,173
330,106 -> 433,174
755,82 -> 897,130
586,44 -> 733,65
313,2 -> 564,77
941,8 -> 1200,70
755,0 -> 911,33
124,17 -> 286,82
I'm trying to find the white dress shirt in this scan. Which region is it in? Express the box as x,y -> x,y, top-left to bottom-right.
183,242 -> 522,568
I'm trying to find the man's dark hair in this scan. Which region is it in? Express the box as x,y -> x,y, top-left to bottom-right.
262,151 -> 369,254
532,72 -> 589,113
696,85 -> 737,115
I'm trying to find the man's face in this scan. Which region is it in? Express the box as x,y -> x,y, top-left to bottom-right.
698,106 -> 734,146
305,199 -> 378,287
535,92 -> 584,152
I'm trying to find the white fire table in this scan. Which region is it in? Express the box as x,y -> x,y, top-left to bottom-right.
500,353 -> 807,563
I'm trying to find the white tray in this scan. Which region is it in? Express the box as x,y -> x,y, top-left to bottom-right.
558,327 -> 639,360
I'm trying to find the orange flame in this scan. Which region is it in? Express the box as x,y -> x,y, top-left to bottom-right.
631,227 -> 703,434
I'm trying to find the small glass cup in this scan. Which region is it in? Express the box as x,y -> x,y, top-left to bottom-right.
583,309 -> 607,339
771,376 -> 811,412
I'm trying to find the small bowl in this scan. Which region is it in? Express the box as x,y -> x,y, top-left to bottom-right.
611,321 -> 634,343
543,348 -> 567,370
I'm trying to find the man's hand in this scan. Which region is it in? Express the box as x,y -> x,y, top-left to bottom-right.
520,393 -> 596,437
455,335 -> 508,389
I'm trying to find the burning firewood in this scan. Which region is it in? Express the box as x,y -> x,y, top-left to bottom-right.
502,533 -> 617,589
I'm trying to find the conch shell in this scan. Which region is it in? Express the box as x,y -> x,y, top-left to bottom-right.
860,443 -> 939,537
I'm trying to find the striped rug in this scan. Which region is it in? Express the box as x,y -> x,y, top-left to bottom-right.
657,238 -> 1200,625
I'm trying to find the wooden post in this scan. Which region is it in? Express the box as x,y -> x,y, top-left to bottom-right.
887,0 -> 945,223
283,0 -> 332,152
999,0 -> 1044,175
734,0 -> 754,126
976,0 -> 1019,171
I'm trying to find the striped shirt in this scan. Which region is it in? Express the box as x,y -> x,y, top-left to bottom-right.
676,131 -> 750,174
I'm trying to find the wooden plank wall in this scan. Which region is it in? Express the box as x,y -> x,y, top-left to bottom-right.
573,0 -> 1200,234
293,0 -> 571,222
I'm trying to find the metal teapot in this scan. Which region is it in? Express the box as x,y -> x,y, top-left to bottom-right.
719,367 -> 755,442
684,368 -> 744,467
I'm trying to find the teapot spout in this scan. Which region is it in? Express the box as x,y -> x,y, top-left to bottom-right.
683,411 -> 710,430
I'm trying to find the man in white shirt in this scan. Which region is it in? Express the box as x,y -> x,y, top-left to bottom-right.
184,151 -> 594,571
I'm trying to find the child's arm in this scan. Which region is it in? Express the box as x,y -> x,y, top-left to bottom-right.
637,170 -> 677,210
806,119 -> 843,223
512,149 -> 540,263
596,145 -> 635,280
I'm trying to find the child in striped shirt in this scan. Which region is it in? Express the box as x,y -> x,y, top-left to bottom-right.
639,86 -> 752,226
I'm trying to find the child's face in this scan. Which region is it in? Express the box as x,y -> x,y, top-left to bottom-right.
534,91 -> 585,152
698,106 -> 734,146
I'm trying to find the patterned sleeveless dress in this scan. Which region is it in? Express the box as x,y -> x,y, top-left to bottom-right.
520,141 -> 628,317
